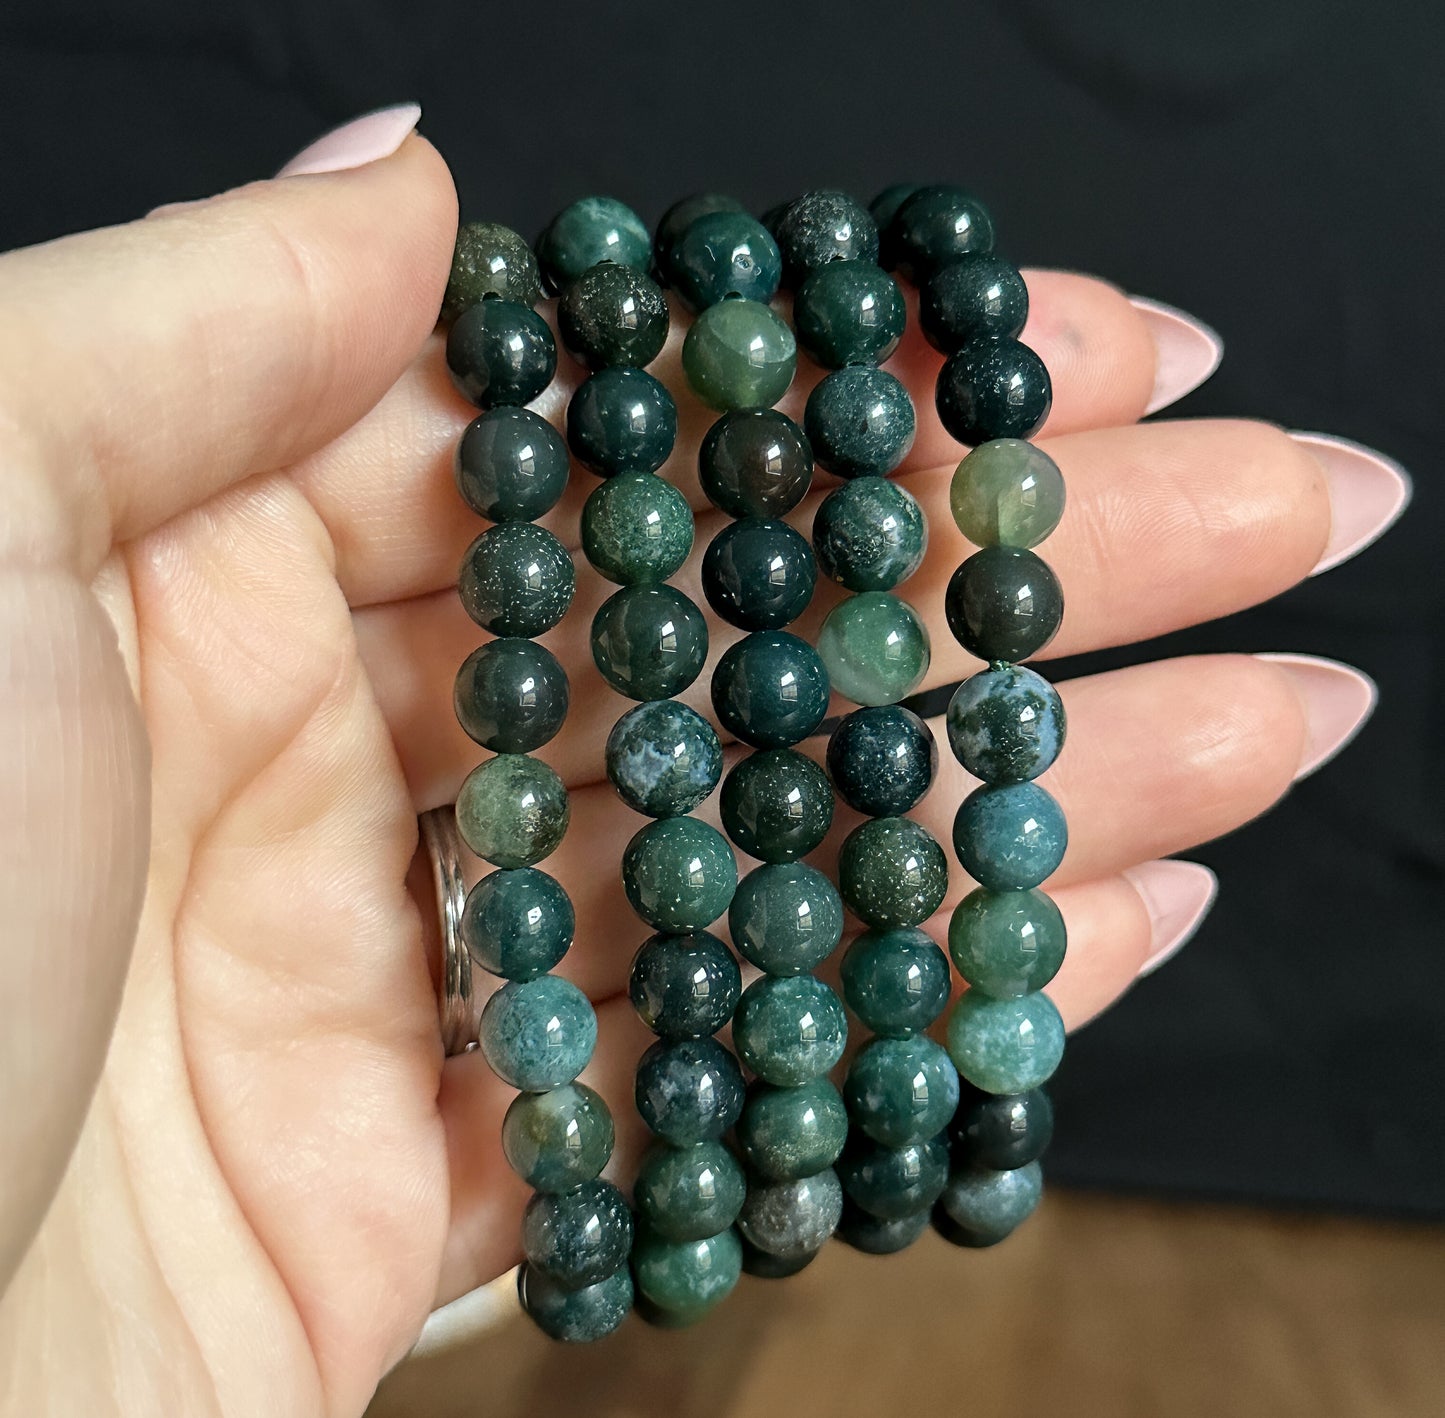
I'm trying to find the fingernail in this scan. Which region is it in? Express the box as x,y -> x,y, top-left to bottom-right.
1290,432 -> 1413,576
1129,295 -> 1224,415
1254,653 -> 1377,780
1126,859 -> 1219,977
276,101 -> 422,178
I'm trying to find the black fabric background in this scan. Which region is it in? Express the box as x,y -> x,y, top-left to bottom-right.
3,0 -> 1441,1216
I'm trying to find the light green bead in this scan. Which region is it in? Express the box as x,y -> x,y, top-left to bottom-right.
682,297 -> 797,411
817,592 -> 931,707
946,990 -> 1066,1093
950,438 -> 1066,548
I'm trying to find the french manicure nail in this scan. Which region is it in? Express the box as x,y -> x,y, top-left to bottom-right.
276,101 -> 422,178
1126,859 -> 1218,977
1291,432 -> 1413,576
1255,653 -> 1377,780
1129,295 -> 1224,415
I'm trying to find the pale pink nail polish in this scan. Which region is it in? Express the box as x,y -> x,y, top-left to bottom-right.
1255,653 -> 1377,780
1128,295 -> 1224,415
1126,859 -> 1218,977
1291,432 -> 1413,576
276,102 -> 422,178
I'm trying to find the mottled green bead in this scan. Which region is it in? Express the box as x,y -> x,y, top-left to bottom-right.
454,406 -> 569,522
517,1262 -> 632,1342
566,366 -> 677,478
804,365 -> 915,478
841,927 -> 952,1037
558,261 -> 669,371
736,1168 -> 844,1258
458,523 -> 575,638
635,1037 -> 746,1144
591,584 -> 708,700
581,472 -> 694,585
682,297 -> 796,411
456,754 -> 569,869
946,990 -> 1066,1094
731,974 -> 848,1086
838,817 -> 949,930
445,297 -> 556,409
953,782 -> 1068,892
738,1078 -> 849,1181
453,637 -> 568,754
654,193 -> 747,278
605,699 -> 722,818
728,863 -> 844,976
442,221 -> 543,319
838,1200 -> 931,1255
633,1139 -> 746,1241
628,930 -> 741,1039
719,748 -> 833,862
632,1228 -> 742,1322
944,546 -> 1063,664
947,665 -> 1065,783
622,817 -> 737,931
845,1035 -> 960,1147
670,211 -> 782,311
812,476 -> 927,592
793,261 -> 906,368
838,1133 -> 950,1219
461,867 -> 574,981
478,975 -> 595,1091
949,887 -> 1066,998
537,196 -> 651,290
886,184 -> 996,283
522,1180 -> 633,1289
934,1160 -> 1043,1248
698,409 -> 814,519
817,592 -> 930,707
826,705 -> 937,817
701,517 -> 816,631
773,190 -> 878,287
502,1083 -> 614,1192
950,438 -> 1066,549
710,630 -> 831,749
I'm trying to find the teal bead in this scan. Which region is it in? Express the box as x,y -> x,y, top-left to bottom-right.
591,584 -> 708,700
605,699 -> 722,818
736,1168 -> 844,1258
633,1139 -> 746,1241
710,630 -> 831,749
443,221 -> 543,319
944,545 -> 1064,664
454,406 -> 569,522
934,1160 -> 1043,1248
950,438 -> 1066,548
773,191 -> 878,287
681,297 -> 797,411
793,261 -> 906,368
838,817 -> 949,930
698,409 -> 814,519
628,930 -> 741,1039
557,261 -> 669,371
844,1035 -> 960,1147
581,472 -> 694,585
459,523 -> 575,639
478,975 -> 596,1091
670,211 -> 782,311
886,184 -> 996,283
952,781 -> 1068,892
635,1037 -> 746,1144
840,927 -> 952,1037
566,366 -> 677,478
947,665 -> 1066,784
654,193 -> 747,277
817,591 -> 930,707
632,1228 -> 742,1322
701,517 -> 816,631
838,1133 -> 950,1219
622,817 -> 737,931
537,196 -> 651,290
461,868 -> 574,981
521,1181 -> 633,1289
804,365 -> 915,478
517,1262 -> 632,1342
946,990 -> 1066,1093
502,1083 -> 614,1192
728,863 -> 844,975
949,887 -> 1066,999
838,1200 -> 931,1255
812,476 -> 927,592
456,754 -> 569,869
737,1078 -> 849,1181
453,637 -> 568,753
731,974 -> 848,1086
719,748 -> 834,862
445,297 -> 556,409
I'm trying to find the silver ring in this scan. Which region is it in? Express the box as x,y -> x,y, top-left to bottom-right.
420,807 -> 479,1056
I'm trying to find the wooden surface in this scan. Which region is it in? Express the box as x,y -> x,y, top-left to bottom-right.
370,1191 -> 1445,1418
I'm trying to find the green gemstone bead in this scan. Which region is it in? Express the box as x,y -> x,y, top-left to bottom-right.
949,887 -> 1066,998
950,438 -> 1066,548
701,517 -> 816,631
844,1035 -> 960,1147
517,1262 -> 632,1341
869,182 -> 924,236
953,781 -> 1068,892
445,297 -> 556,409
804,365 -> 915,478
934,1160 -> 1043,1248
453,637 -> 568,754
442,221 -> 543,319
622,817 -> 737,931
946,990 -> 1066,1093
502,1083 -> 614,1192
719,748 -> 834,862
952,1084 -> 1054,1170
654,192 -> 747,277
837,1133 -> 950,1219
936,337 -> 1052,446
838,1200 -> 931,1255
739,1236 -> 821,1278
840,926 -> 952,1037
736,1168 -> 844,1258
591,584 -> 708,700
521,1180 -> 633,1289
946,664 -> 1066,784
732,974 -> 848,1086
793,261 -> 906,368
605,699 -> 722,818
670,211 -> 782,311
919,254 -> 1029,352
944,546 -> 1063,665
710,630 -> 831,750
461,867 -> 574,981
478,975 -> 596,1091
557,261 -> 669,371
817,591 -> 930,707
887,184 -> 996,283
635,1037 -> 746,1144
738,1078 -> 849,1181
455,754 -> 569,869
581,471 -> 694,585
458,523 -> 575,639
632,1228 -> 742,1322
728,862 -> 844,975
628,930 -> 741,1039
682,297 -> 796,411
698,409 -> 814,519
566,366 -> 677,477
454,406 -> 569,522
773,190 -> 878,287
838,817 -> 949,930
812,476 -> 927,592
537,196 -> 651,290
633,1139 -> 746,1242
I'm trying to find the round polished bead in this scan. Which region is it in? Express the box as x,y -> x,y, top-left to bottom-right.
605,699 -> 722,818
446,297 -> 556,409
837,1200 -> 931,1255
698,408 -> 814,519
634,1139 -> 746,1242
794,261 -> 906,369
622,817 -> 736,931
838,1133 -> 950,1219
456,754 -> 569,869
840,927 -> 952,1037
934,1160 -> 1043,1248
953,782 -> 1068,892
812,476 -> 927,592
458,523 -> 575,638
443,221 -> 543,319
629,930 -> 741,1039
950,437 -> 1066,549
591,584 -> 708,700
517,1262 -> 631,1342
732,974 -> 848,1086
952,1084 -> 1055,1170
478,975 -> 596,1091
536,195 -> 651,290
682,297 -> 797,411
737,1168 -> 844,1259
632,1228 -> 742,1322
728,863 -> 844,976
826,705 -> 937,816
453,638 -> 568,754
654,192 -> 747,278
635,1037 -> 746,1144
502,1083 -> 614,1192
845,1035 -> 960,1148
521,1180 -> 633,1290
566,366 -> 677,477
817,592 -> 930,707
719,748 -> 833,862
558,261 -> 669,371
838,817 -> 949,930
868,183 -> 924,253
944,546 -> 1063,663
886,184 -> 996,282
670,210 -> 782,311
461,868 -> 573,982
739,1236 -> 820,1278
946,991 -> 1066,1094
949,887 -> 1066,998
581,471 -> 693,585
737,1078 -> 849,1181
454,406 -> 569,522
936,337 -> 1052,445
710,630 -> 831,749
947,664 -> 1065,784
919,253 -> 1028,352
804,365 -> 915,478
701,517 -> 816,631
773,191 -> 878,287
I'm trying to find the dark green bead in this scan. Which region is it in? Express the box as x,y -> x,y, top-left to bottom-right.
622,817 -> 737,931
522,1181 -> 633,1289
670,211 -> 782,311
632,1228 -> 742,1321
633,1139 -> 746,1241
793,261 -> 906,368
773,191 -> 878,288
736,1167 -> 844,1258
605,699 -> 721,818
740,1236 -> 820,1278
591,584 -> 708,700
946,991 -> 1066,1093
737,1078 -> 849,1181
502,1083 -> 614,1192
949,887 -> 1066,999
558,262 -> 669,371
442,221 -> 542,319
635,1037 -> 746,1144
710,630 -> 830,749
517,1262 -> 631,1342
826,705 -> 937,817
654,193 -> 746,278
953,782 -> 1068,892
566,366 -> 677,477
950,437 -> 1066,549
453,638 -> 568,753
837,1199 -> 931,1254
944,546 -> 1063,663
886,184 -> 996,282
701,517 -> 816,631
729,862 -> 844,975
698,408 -> 814,519
952,1084 -> 1054,1170
732,974 -> 848,1086
537,196 -> 651,290
682,297 -> 797,411
629,930 -> 741,1038
845,1035 -> 960,1147
868,183 -> 924,244
838,1133 -> 950,1219
838,817 -> 949,930
919,253 -> 1029,352
719,748 -> 833,862
456,754 -> 569,869
461,868 -> 573,981
458,523 -> 575,638
812,476 -> 927,592
581,472 -> 693,585
840,927 -> 952,1037
478,975 -> 596,1091
445,297 -> 556,409
454,406 -> 569,522
818,591 -> 930,708
933,1160 -> 1043,1248
947,665 -> 1066,783
936,337 -> 1052,446
804,366 -> 916,478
